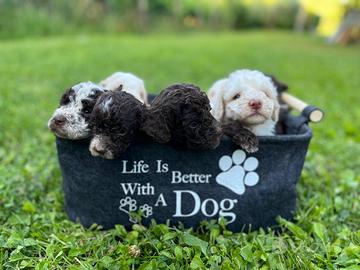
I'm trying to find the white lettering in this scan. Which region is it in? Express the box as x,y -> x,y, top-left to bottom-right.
173,190 -> 238,223
171,171 -> 211,184
120,183 -> 138,195
201,198 -> 219,217
120,182 -> 154,195
122,160 -> 149,174
173,190 -> 200,217
156,160 -> 169,173
155,193 -> 167,206
219,199 -> 238,224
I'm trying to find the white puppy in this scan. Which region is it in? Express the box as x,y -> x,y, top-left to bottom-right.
99,72 -> 148,104
209,70 -> 280,136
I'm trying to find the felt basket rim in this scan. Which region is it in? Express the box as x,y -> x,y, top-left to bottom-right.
55,115 -> 313,146
257,127 -> 312,142
58,125 -> 312,143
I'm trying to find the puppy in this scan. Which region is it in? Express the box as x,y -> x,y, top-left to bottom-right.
48,82 -> 106,139
89,91 -> 144,159
209,70 -> 280,136
142,83 -> 222,150
99,72 -> 148,104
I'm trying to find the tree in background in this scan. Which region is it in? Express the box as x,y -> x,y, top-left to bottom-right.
330,0 -> 360,44
0,0 -> 358,44
137,0 -> 149,32
298,0 -> 360,44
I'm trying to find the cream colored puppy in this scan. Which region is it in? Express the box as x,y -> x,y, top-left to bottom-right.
209,70 -> 280,136
100,71 -> 148,104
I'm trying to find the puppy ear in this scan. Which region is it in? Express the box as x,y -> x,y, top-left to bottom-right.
208,80 -> 227,121
141,109 -> 171,143
140,86 -> 148,104
59,88 -> 74,105
266,74 -> 288,93
272,103 -> 280,122
90,89 -> 106,101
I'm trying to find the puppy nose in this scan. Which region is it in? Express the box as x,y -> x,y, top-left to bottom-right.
248,100 -> 262,110
52,116 -> 66,126
93,145 -> 107,155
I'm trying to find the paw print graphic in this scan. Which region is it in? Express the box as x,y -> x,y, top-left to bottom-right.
128,215 -> 139,224
139,204 -> 153,218
118,197 -> 154,223
119,196 -> 137,214
216,149 -> 259,195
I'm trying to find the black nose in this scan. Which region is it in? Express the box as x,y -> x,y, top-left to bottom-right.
52,116 -> 67,126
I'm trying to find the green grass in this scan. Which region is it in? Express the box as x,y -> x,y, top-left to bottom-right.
0,31 -> 359,269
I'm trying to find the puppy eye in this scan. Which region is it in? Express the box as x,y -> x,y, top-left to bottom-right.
82,100 -> 90,106
233,94 -> 241,100
264,91 -> 271,98
82,100 -> 93,114
83,107 -> 91,114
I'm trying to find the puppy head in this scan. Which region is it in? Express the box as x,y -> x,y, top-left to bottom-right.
89,91 -> 144,159
48,82 -> 105,139
142,83 -> 221,150
212,70 -> 280,125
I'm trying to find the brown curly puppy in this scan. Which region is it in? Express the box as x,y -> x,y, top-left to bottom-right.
142,83 -> 222,150
89,91 -> 145,159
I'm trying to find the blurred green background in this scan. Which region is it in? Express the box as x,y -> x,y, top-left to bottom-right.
1,0 -> 360,269
0,0 -> 359,44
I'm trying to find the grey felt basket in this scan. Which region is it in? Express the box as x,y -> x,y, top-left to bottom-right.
56,107 -> 319,231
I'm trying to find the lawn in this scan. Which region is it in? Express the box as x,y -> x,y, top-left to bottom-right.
0,31 -> 359,269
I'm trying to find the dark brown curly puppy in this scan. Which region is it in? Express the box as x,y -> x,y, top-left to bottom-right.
142,83 -> 222,150
89,91 -> 145,159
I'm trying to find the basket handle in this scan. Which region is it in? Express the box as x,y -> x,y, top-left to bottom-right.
281,92 -> 324,123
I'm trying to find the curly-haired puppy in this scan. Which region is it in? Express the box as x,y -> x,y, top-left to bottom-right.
48,82 -> 106,139
209,70 -> 280,136
142,83 -> 222,150
89,91 -> 144,159
99,71 -> 148,104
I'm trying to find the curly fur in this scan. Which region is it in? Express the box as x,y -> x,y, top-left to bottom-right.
89,91 -> 145,159
48,82 -> 106,139
208,70 -> 280,136
221,120 -> 259,153
142,83 -> 222,150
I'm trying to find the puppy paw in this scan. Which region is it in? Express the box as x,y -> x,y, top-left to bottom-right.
232,134 -> 259,153
243,142 -> 259,153
139,204 -> 153,218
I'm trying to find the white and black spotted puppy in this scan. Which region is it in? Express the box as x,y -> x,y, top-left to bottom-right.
48,82 -> 106,139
